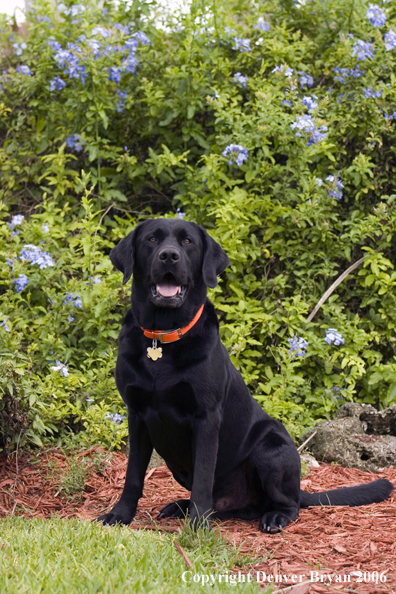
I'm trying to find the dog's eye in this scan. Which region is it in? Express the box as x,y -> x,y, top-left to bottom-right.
149,237 -> 157,242
183,238 -> 191,244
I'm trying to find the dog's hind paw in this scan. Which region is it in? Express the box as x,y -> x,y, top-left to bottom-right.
259,511 -> 292,533
158,499 -> 190,519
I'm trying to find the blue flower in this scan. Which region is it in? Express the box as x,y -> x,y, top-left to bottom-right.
363,87 -> 382,99
222,144 -> 248,166
66,134 -> 85,151
1,318 -> 10,332
282,99 -> 292,107
42,224 -> 49,233
8,214 -> 24,230
48,39 -> 62,51
87,276 -> 101,284
273,65 -> 294,77
382,110 -> 396,120
302,95 -> 318,111
315,178 -> 323,186
68,314 -> 74,323
124,38 -> 139,52
298,72 -> 314,88
256,18 -> 270,32
53,48 -> 86,83
6,257 -> 15,270
352,40 -> 375,60
63,292 -> 83,308
366,4 -> 386,28
114,23 -> 129,34
288,334 -> 308,358
16,65 -> 33,75
51,360 -> 69,377
384,30 -> 396,51
224,26 -> 236,37
13,274 -> 29,292
350,65 -> 364,78
91,26 -> 111,38
326,175 -> 344,199
123,54 -> 139,74
49,76 -> 66,91
61,3 -> 85,23
176,208 -> 185,219
233,38 -> 251,52
324,328 -> 345,346
116,90 -> 127,112
105,413 -> 126,425
109,67 -> 122,84
87,39 -> 101,57
19,245 -> 55,268
13,42 -> 27,56
131,31 -> 150,45
291,115 -> 328,146
70,4 -> 85,17
233,72 -> 248,88
333,66 -> 364,83
334,67 -> 346,83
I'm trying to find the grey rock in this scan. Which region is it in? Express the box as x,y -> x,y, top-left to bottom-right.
300,453 -> 320,468
300,403 -> 396,472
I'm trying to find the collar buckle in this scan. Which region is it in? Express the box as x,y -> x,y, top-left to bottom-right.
157,328 -> 183,344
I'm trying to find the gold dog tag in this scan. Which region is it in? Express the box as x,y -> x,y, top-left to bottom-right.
147,339 -> 163,361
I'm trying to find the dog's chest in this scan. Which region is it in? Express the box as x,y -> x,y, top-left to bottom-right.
130,380 -> 199,462
123,351 -> 201,420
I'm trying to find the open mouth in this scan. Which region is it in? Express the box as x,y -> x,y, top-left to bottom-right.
151,284 -> 188,298
149,275 -> 188,307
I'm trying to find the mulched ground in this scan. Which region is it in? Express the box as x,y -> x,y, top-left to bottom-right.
0,447 -> 395,594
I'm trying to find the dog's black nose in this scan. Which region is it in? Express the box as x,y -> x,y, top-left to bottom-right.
158,248 -> 180,263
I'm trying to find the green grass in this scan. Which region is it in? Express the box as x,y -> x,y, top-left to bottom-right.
0,516 -> 264,593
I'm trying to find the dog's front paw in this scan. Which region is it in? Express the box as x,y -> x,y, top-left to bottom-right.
158,499 -> 190,519
97,505 -> 135,526
259,511 -> 292,534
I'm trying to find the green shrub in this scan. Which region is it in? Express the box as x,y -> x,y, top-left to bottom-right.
1,0 -> 396,449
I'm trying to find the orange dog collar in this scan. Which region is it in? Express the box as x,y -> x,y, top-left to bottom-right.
141,304 -> 205,344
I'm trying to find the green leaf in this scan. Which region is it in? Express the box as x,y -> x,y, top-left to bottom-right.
187,105 -> 195,119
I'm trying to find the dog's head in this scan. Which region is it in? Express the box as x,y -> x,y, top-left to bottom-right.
110,219 -> 229,316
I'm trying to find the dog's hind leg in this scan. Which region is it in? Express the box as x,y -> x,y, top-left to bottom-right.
158,499 -> 190,519
251,426 -> 301,533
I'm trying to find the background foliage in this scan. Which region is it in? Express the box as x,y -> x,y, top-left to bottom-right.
1,0 -> 396,451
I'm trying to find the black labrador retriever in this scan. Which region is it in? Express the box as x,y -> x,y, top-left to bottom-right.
98,218 -> 393,532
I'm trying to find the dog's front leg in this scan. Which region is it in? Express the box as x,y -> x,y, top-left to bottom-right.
97,410 -> 152,526
189,410 -> 221,531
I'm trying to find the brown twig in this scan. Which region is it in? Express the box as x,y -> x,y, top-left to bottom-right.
174,540 -> 194,569
307,255 -> 368,322
145,467 -> 157,481
297,431 -> 317,453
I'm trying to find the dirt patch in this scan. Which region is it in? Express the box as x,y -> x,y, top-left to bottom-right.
0,447 -> 395,593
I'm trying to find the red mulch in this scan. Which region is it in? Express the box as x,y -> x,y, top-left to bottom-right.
0,447 -> 395,593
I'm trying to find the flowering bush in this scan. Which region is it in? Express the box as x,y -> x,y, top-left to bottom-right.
2,0 -> 396,448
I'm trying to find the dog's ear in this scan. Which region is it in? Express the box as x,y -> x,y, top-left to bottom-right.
200,228 -> 230,288
110,224 -> 142,285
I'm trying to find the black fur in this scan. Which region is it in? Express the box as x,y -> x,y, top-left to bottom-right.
98,219 -> 393,532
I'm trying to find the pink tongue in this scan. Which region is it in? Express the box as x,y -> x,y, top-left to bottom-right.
157,283 -> 181,297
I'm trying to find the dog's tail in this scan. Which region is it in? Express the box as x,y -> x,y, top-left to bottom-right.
300,478 -> 393,508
